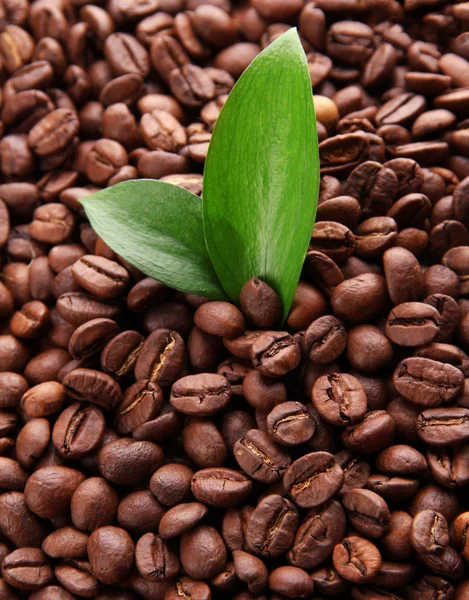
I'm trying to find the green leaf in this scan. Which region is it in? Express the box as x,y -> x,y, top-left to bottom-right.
80,179 -> 226,299
203,28 -> 319,321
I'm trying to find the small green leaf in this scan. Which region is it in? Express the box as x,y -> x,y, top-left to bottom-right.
80,179 -> 226,299
203,28 -> 319,320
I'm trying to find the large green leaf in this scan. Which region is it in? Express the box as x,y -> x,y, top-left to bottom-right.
203,28 -> 319,320
80,179 -> 226,299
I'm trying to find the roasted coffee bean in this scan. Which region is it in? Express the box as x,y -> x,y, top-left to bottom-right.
232,550 -> 267,594
287,499 -> 346,569
134,329 -> 184,386
385,302 -> 440,347
180,525 -> 226,579
250,331 -> 301,377
191,468 -> 252,508
24,466 -> 86,519
246,494 -> 298,558
234,429 -> 290,483
303,315 -> 347,364
63,368 -> 122,410
284,451 -> 344,508
21,381 -> 65,419
117,489 -> 165,535
135,532 -> 179,581
417,407 -> 469,446
104,33 -> 150,77
393,357 -> 464,407
54,560 -> 99,597
52,403 -> 105,459
98,438 -> 163,485
266,401 -> 316,446
376,445 -> 427,477
2,548 -> 53,591
69,318 -> 119,361
410,509 -> 449,554
170,373 -> 231,416
194,301 -> 245,338
57,292 -> 122,326
183,417 -> 226,468
342,488 -> 390,539
16,419 -> 50,470
239,278 -> 282,329
71,477 -> 119,533
342,410 -> 396,454
159,502 -> 208,539
72,255 -> 129,299
427,446 -> 469,488
88,526 -> 134,585
150,463 -> 194,507
312,372 -> 367,426
333,536 -> 382,584
101,330 -> 145,379
114,380 -> 163,435
346,325 -> 393,374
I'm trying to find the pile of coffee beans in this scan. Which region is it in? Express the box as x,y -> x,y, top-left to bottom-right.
3,0 -> 469,598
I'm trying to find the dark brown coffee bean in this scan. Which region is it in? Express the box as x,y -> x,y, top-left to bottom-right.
57,292 -> 122,326
28,109 -> 79,157
134,329 -> 184,386
71,477 -> 119,533
342,488 -> 390,539
408,575 -> 455,600
98,437 -> 163,486
117,490 -> 165,536
191,468 -> 252,507
284,452 -> 344,508
342,410 -> 396,454
287,499 -> 346,569
331,274 -> 388,324
101,330 -> 145,379
30,204 -> 75,245
52,403 -> 105,459
303,316 -> 347,364
427,446 -> 469,488
376,445 -> 427,476
346,325 -> 393,374
150,463 -> 194,507
312,373 -> 367,426
72,255 -> 129,299
194,301 -> 245,338
135,532 -> 179,581
333,536 -> 382,584
104,33 -> 150,77
234,429 -> 291,484
21,381 -> 65,419
63,368 -> 122,410
385,302 -> 440,347
2,548 -> 52,591
0,458 -> 27,491
140,109 -> 186,152
393,357 -> 464,407
170,373 -> 231,416
182,417 -> 227,468
246,494 -> 298,558
250,331 -> 301,378
417,407 -> 469,446
345,162 -> 398,218
69,318 -> 119,360
239,278 -> 281,329
266,401 -> 316,446
158,502 -> 208,539
88,526 -> 134,585
180,525 -> 226,579
310,221 -> 355,265
16,418 -> 50,470
170,64 -> 216,107
54,560 -> 99,597
0,372 -> 27,409
24,466 -> 86,518
383,247 -> 423,305
114,380 -> 163,435
410,510 -> 449,554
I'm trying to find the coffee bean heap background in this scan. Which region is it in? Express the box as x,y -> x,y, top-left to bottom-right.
3,0 -> 469,598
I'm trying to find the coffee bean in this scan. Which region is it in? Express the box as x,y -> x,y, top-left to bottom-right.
250,331 -> 301,378
234,429 -> 291,483
345,162 -> 398,218
180,525 -> 226,579
246,494 -> 298,558
114,380 -> 163,435
158,502 -> 207,540
303,316 -> 347,364
333,536 -> 382,583
232,549 -> 267,594
417,407 -> 469,446
134,329 -> 184,386
312,373 -> 367,426
346,325 -> 393,374
2,548 -> 52,591
376,445 -> 427,476
170,373 -> 231,416
52,403 -> 105,459
54,560 -> 99,597
410,509 -> 449,554
287,499 -> 346,569
99,438 -> 163,485
30,204 -> 75,245
16,419 -> 50,470
25,466 -> 86,519
427,446 -> 469,488
342,488 -> 390,539
191,468 -> 252,508
117,490 -> 165,535
150,463 -> 194,507
342,410 -> 396,454
104,33 -> 150,77
63,368 -> 122,410
266,401 -> 316,446
72,255 -> 129,299
21,381 -> 65,419
57,292 -> 122,326
70,477 -> 119,532
135,532 -> 179,581
194,301 -> 245,338
101,330 -> 145,379
385,302 -> 440,347
239,278 -> 281,329
28,109 -> 79,157
88,526 -> 134,585
393,357 -> 464,407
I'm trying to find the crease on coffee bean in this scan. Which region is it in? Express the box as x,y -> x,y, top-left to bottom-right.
117,388 -> 154,417
63,405 -> 90,453
79,258 -> 126,283
172,384 -> 230,402
114,340 -> 144,377
272,412 -> 309,433
342,539 -> 367,576
149,536 -> 166,580
151,333 -> 176,381
309,324 -> 342,351
259,502 -> 293,555
290,459 -> 337,498
176,581 -> 190,599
